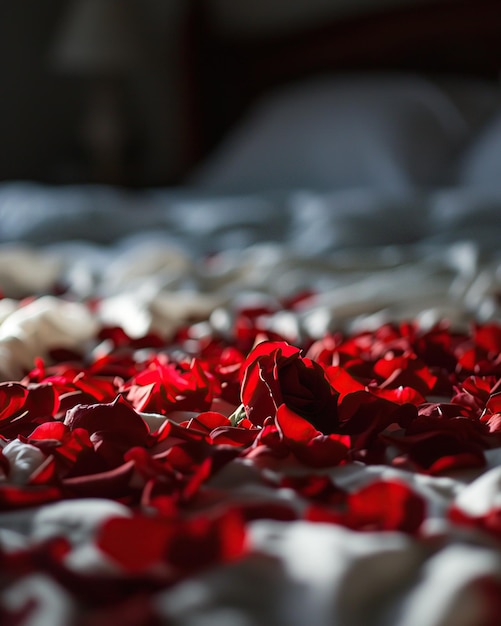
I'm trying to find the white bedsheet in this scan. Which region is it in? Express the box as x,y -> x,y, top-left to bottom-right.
0,182 -> 501,625
0,183 -> 500,335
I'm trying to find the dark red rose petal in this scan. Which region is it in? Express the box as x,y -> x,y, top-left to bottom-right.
306,479 -> 426,534
276,404 -> 348,467
64,396 -> 150,447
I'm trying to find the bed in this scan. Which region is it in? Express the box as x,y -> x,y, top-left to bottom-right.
2,1 -> 501,624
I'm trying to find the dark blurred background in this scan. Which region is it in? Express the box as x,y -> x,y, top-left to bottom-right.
0,0 -> 188,187
0,0 -> 462,188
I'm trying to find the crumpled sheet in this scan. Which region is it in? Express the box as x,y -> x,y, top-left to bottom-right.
0,237 -> 498,382
0,182 -> 501,625
1,464 -> 501,626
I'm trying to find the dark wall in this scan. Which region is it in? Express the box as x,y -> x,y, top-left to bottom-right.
0,1 -> 82,182
0,0 -> 189,187
0,0 -> 456,186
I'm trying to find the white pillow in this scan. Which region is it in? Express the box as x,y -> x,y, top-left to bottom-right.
459,111 -> 501,187
190,74 -> 473,193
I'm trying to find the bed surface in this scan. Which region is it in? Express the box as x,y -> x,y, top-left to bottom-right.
0,179 -> 501,625
2,1 -> 501,623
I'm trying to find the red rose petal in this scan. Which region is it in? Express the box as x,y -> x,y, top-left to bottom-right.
65,396 -> 150,447
307,479 -> 425,534
97,515 -> 172,573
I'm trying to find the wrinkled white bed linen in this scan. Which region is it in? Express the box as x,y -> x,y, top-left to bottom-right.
0,183 -> 500,340
2,182 -> 501,249
2,464 -> 501,626
0,182 -> 501,625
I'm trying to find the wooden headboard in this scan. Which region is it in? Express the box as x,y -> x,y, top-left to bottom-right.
183,0 -> 501,166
